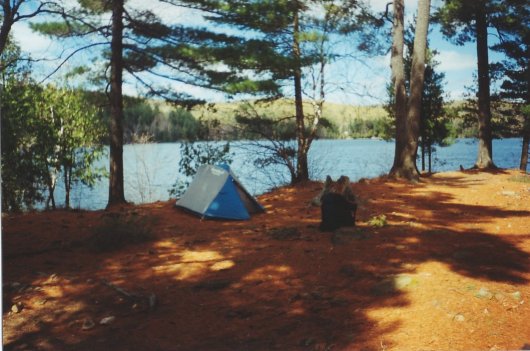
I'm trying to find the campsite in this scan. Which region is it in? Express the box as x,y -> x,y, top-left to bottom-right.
3,169 -> 530,350
2,0 -> 530,350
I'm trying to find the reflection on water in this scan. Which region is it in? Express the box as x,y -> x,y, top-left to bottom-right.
52,138 -> 524,210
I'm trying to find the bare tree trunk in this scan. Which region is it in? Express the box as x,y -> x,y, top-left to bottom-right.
390,0 -> 430,181
521,128 -> 529,171
0,1 -> 14,56
107,0 -> 126,207
474,3 -> 496,169
64,166 -> 71,209
421,137 -> 426,172
389,0 -> 407,176
404,0 -> 430,179
521,46 -> 530,172
293,6 -> 308,183
46,187 -> 55,209
46,171 -> 57,210
521,115 -> 529,172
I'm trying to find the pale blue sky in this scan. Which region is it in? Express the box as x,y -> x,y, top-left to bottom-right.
10,0 -> 504,106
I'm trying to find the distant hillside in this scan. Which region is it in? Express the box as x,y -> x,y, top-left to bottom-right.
188,99 -> 389,136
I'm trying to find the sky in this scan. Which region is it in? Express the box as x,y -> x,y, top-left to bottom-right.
9,0 -> 504,106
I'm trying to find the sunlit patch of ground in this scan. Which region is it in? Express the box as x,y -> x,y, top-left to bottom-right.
3,169 -> 530,350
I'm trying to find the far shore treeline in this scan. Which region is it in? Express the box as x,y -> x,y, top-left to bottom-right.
79,92 -> 518,144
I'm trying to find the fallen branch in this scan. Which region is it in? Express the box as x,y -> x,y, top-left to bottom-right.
102,279 -> 143,299
101,279 -> 157,311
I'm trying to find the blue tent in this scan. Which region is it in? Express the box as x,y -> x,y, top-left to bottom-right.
175,164 -> 264,220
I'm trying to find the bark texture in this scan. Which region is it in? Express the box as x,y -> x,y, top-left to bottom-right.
389,0 -> 407,177
390,0 -> 431,181
107,0 -> 126,207
521,46 -> 530,172
293,6 -> 309,183
474,2 -> 496,169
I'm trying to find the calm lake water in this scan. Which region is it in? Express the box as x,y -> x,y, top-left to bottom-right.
54,138 -> 525,210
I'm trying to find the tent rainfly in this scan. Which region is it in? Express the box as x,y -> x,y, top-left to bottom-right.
175,164 -> 264,220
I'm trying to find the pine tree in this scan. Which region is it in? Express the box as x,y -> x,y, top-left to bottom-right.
0,0 -> 61,57
490,0 -> 530,171
435,0 -> 501,169
171,0 -> 381,183
387,22 -> 449,173
32,0 -> 277,206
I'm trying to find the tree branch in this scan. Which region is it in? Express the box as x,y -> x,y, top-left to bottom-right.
39,42 -> 109,83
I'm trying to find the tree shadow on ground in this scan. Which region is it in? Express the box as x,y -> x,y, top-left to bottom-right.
3,173 -> 530,350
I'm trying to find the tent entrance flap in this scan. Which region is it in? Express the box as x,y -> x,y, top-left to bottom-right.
234,183 -> 262,214
175,164 -> 264,220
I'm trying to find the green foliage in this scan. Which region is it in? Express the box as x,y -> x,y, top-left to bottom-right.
1,38 -> 106,211
434,0 -> 479,45
2,39 -> 49,210
347,117 -> 394,140
175,0 -> 384,183
89,213 -> 155,252
96,95 -> 205,143
434,1 -> 506,46
192,99 -> 391,139
235,102 -> 297,141
523,105 -> 530,117
443,102 -> 476,138
31,0 -> 280,103
490,0 -> 529,158
39,85 -> 107,208
160,108 -> 201,142
1,72 -> 48,211
455,80 -> 525,139
368,214 -> 387,228
124,99 -> 157,139
508,174 -> 530,184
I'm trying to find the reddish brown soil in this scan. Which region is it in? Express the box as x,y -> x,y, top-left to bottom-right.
3,169 -> 530,351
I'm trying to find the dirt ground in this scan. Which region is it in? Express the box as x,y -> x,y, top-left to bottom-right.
3,169 -> 530,351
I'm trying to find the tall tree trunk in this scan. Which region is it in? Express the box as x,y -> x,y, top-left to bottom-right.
404,0 -> 430,179
520,46 -> 530,172
521,123 -> 529,171
46,172 -> 56,210
0,1 -> 14,56
389,0 -> 407,176
64,166 -> 71,209
390,0 -> 430,181
293,6 -> 308,183
474,3 -> 495,169
421,136 -> 426,172
46,186 -> 56,209
107,0 -> 126,207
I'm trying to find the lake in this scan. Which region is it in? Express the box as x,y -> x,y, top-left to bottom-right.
53,138 -> 526,210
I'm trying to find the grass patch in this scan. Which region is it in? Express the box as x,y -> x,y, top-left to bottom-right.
89,213 -> 156,252
368,214 -> 387,228
508,175 -> 530,184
